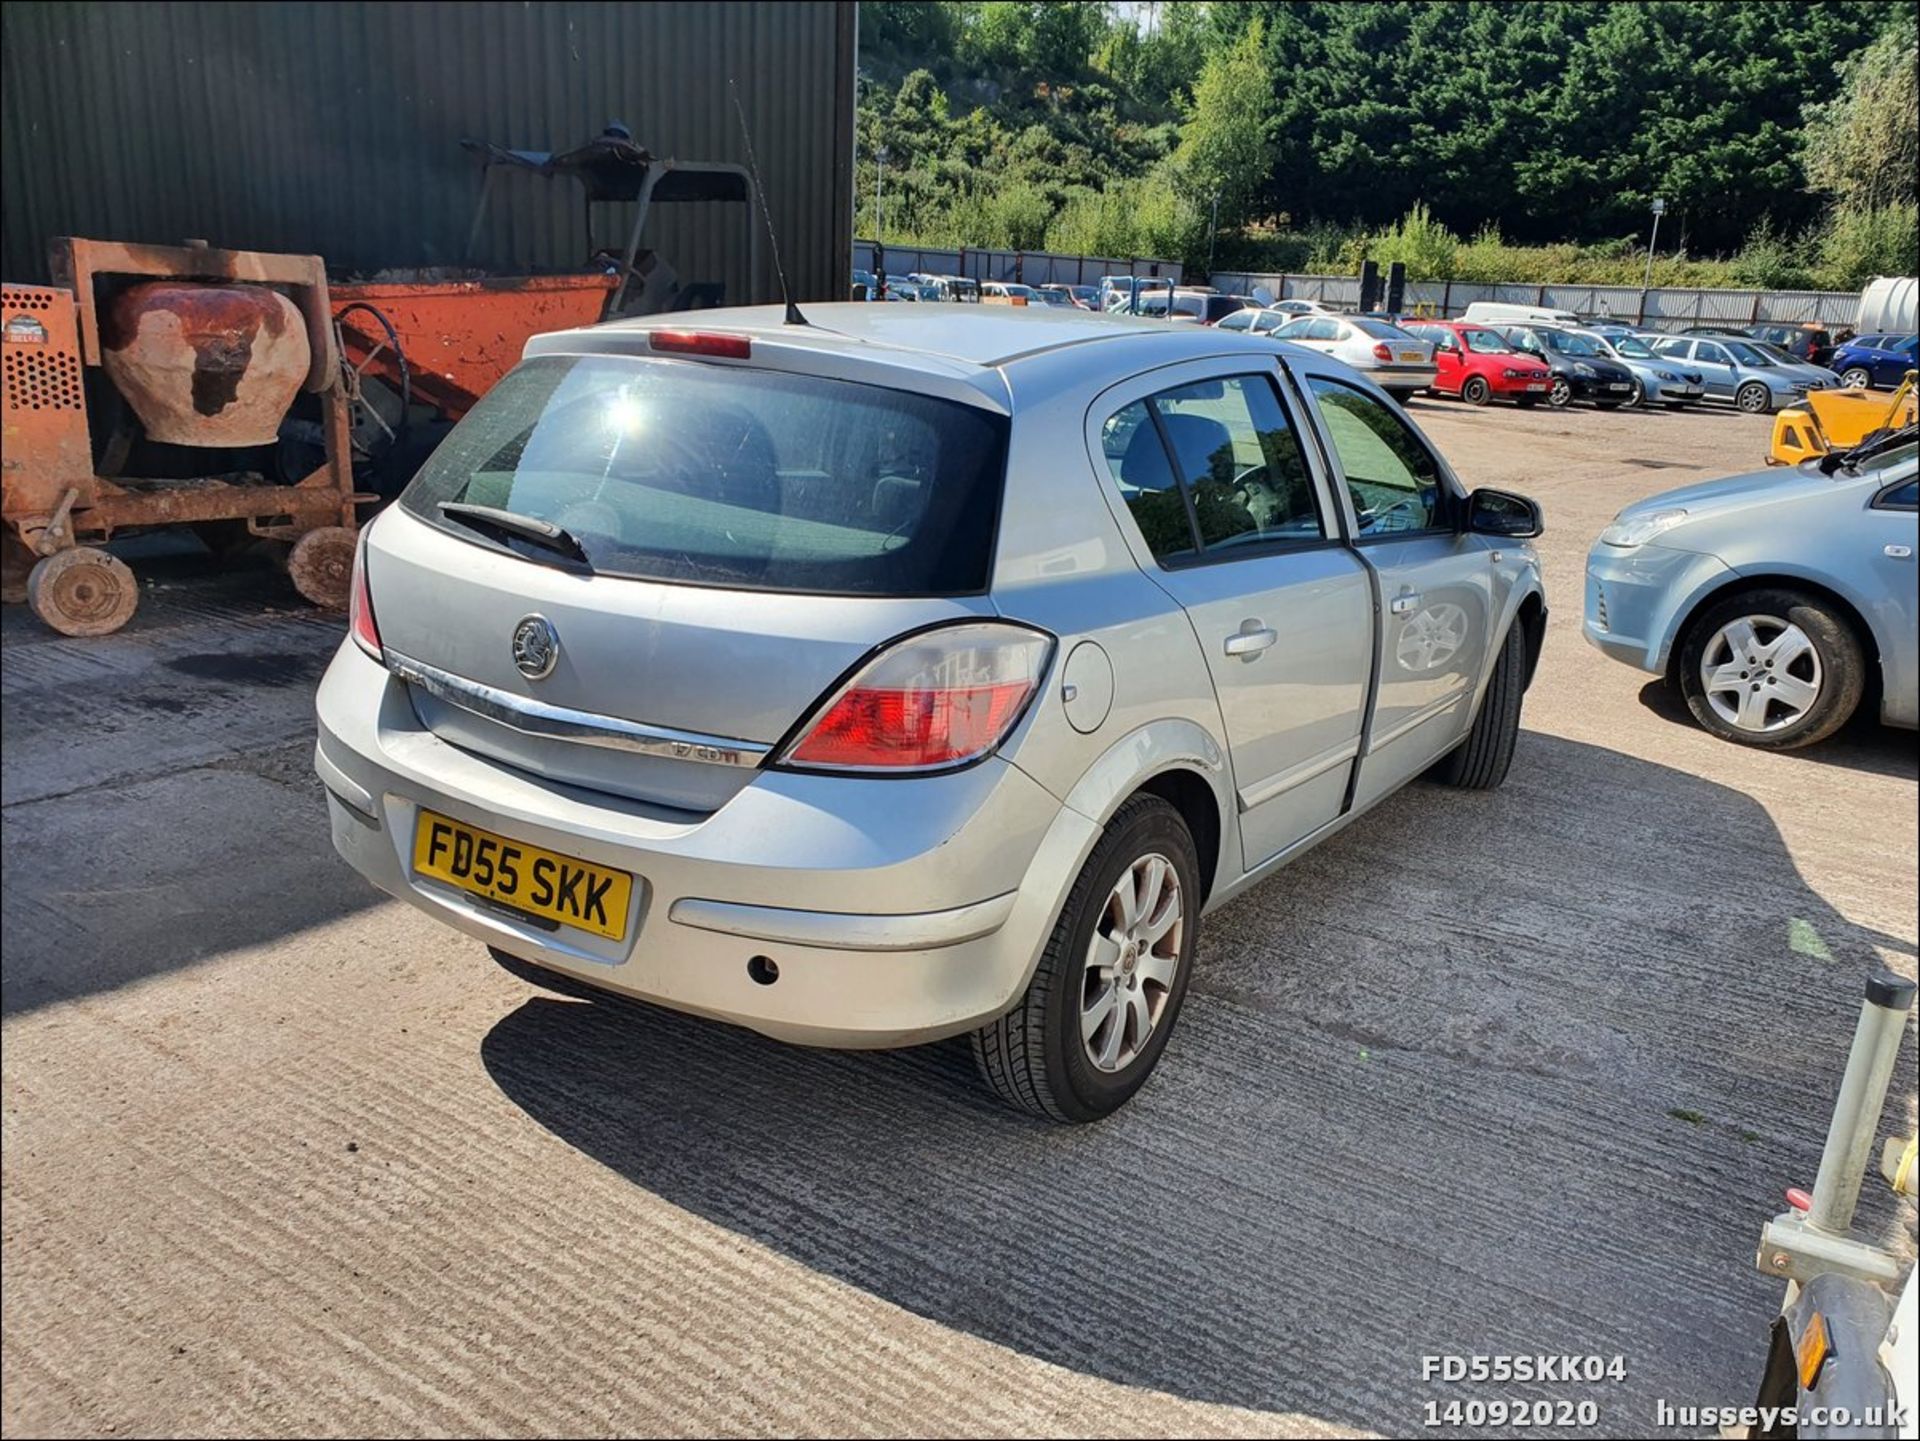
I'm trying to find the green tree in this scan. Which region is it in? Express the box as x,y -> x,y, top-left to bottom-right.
1172,18 -> 1277,228
1802,8 -> 1919,213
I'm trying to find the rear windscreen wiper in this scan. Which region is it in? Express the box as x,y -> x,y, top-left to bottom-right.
438,501 -> 590,565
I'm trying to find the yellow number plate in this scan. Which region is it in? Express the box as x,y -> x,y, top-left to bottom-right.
412,810 -> 633,941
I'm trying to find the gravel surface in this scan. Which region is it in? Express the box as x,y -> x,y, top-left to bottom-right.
4,398 -> 1914,1438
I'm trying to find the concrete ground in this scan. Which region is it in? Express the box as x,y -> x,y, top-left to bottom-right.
3,398 -> 1914,1439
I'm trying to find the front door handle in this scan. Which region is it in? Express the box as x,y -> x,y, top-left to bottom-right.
1887,544 -> 1913,559
1223,621 -> 1278,660
1390,592 -> 1423,615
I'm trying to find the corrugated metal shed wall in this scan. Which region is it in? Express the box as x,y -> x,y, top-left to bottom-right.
1,1 -> 855,304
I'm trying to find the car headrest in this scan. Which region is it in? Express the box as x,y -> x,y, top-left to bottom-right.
1121,411 -> 1233,489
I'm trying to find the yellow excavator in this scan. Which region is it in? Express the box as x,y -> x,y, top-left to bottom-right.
1769,369 -> 1917,465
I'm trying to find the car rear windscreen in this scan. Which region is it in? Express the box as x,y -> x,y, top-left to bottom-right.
400,355 -> 1009,596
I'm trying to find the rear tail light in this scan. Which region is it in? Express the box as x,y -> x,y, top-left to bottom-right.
348,530 -> 382,661
649,330 -> 752,360
777,622 -> 1053,772
1373,341 -> 1393,361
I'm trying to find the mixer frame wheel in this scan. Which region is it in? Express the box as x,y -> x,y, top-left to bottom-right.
287,525 -> 358,610
26,546 -> 139,636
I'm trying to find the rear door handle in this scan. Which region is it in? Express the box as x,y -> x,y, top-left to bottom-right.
1390,592 -> 1423,614
1887,544 -> 1913,559
1223,622 -> 1278,659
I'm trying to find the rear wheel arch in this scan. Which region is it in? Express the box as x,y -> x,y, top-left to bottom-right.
1137,767 -> 1222,904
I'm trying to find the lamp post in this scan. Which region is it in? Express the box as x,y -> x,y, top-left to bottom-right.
1207,191 -> 1221,275
1641,197 -> 1666,294
874,145 -> 890,243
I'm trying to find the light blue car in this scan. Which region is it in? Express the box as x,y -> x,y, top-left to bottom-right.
1575,329 -> 1705,408
1584,431 -> 1917,748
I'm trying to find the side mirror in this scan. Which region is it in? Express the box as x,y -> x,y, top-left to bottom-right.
1466,488 -> 1543,539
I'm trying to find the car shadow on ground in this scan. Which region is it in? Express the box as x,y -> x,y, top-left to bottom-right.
1636,678 -> 1920,781
479,732 -> 1915,1434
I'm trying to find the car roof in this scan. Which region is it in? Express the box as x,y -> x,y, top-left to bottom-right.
532,301 -> 1242,373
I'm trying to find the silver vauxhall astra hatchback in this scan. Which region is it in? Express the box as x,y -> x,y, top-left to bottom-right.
316,304 -> 1548,1121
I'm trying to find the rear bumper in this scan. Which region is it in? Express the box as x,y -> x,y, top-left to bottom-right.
315,642 -> 1096,1048
1375,364 -> 1440,391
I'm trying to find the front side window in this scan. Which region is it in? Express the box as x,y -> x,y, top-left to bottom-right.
1100,374 -> 1324,563
1654,338 -> 1692,360
1463,328 -> 1513,354
1216,309 -> 1255,332
400,355 -> 1008,596
1307,378 -> 1448,535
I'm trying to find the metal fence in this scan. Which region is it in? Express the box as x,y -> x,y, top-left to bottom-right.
1210,272 -> 1864,331
854,241 -> 1181,289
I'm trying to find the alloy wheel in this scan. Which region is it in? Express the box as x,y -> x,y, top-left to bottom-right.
1841,368 -> 1871,390
1699,614 -> 1822,733
1547,377 -> 1571,407
1080,852 -> 1183,1073
1736,382 -> 1771,413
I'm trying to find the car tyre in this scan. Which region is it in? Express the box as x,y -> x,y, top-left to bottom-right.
1839,367 -> 1871,390
1432,620 -> 1526,790
1461,375 -> 1492,406
1677,588 -> 1864,749
1735,381 -> 1773,413
1626,378 -> 1646,407
971,794 -> 1200,1124
1546,377 -> 1572,407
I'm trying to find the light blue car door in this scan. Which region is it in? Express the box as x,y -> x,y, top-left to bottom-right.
1294,365 -> 1496,807
1863,469 -> 1919,725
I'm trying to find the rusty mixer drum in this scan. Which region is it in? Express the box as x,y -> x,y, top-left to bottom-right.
100,281 -> 309,447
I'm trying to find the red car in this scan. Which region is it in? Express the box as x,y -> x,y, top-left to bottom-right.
1404,321 -> 1553,405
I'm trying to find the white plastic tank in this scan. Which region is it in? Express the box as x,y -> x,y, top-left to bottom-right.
1856,276 -> 1918,334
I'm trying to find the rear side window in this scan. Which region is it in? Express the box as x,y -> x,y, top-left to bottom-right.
400,355 -> 1008,596
1100,374 -> 1323,564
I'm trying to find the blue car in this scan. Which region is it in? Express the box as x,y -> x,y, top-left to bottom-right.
1830,333 -> 1917,390
1584,429 -> 1917,748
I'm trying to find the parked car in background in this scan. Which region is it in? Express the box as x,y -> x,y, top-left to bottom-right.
1272,314 -> 1438,393
1651,335 -> 1832,412
1037,284 -> 1099,310
1750,322 -> 1834,368
1462,301 -> 1583,328
1574,329 -> 1705,409
1585,428 -> 1917,748
1500,326 -> 1637,408
851,268 -> 877,300
1215,307 -> 1294,338
317,303 -> 1548,1120
1402,321 -> 1552,405
981,281 -> 1038,306
1170,289 -> 1249,325
1829,333 -> 1918,390
1690,324 -> 1836,369
1267,298 -> 1333,317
